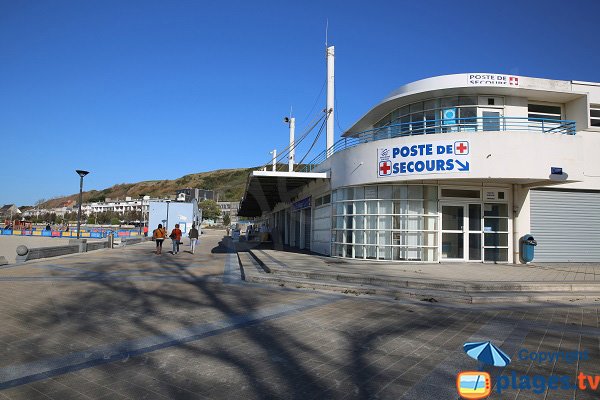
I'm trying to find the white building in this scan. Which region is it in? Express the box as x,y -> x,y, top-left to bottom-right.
88,196 -> 156,215
239,73 -> 600,263
218,201 -> 240,224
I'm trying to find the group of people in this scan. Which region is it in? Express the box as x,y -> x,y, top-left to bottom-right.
152,223 -> 200,255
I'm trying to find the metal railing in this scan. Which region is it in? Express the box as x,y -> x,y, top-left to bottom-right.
301,116 -> 576,172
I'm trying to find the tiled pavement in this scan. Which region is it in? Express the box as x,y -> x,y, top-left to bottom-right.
0,231 -> 598,399
249,248 -> 600,283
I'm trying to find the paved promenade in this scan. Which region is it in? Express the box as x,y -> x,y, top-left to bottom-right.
0,231 -> 598,399
240,247 -> 600,303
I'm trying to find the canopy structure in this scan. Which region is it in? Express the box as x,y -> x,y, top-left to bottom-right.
237,171 -> 329,217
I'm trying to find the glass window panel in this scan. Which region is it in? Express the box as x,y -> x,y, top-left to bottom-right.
441,189 -> 481,198
379,231 -> 391,245
353,187 -> 364,199
407,216 -> 422,231
400,115 -> 410,133
424,99 -> 437,110
365,186 -> 378,199
459,96 -> 478,106
469,233 -> 482,260
484,233 -> 508,247
528,104 -> 561,115
354,216 -> 365,230
484,218 -> 508,232
379,200 -> 393,214
378,185 -> 393,199
484,248 -> 508,262
366,216 -> 377,229
442,205 -> 464,230
378,245 -> 391,260
335,217 -> 344,229
346,188 -> 355,200
441,97 -> 458,108
379,216 -> 392,230
354,245 -> 364,259
366,231 -> 377,245
367,201 -> 378,214
411,112 -> 425,134
345,245 -> 353,258
346,203 -> 354,215
407,185 -> 423,199
335,230 -> 343,242
393,185 -> 408,200
393,246 -> 406,260
424,201 -> 438,215
484,203 -> 508,217
335,203 -> 344,215
355,201 -> 365,214
424,216 -> 438,230
332,190 -> 338,202
400,105 -> 410,116
408,200 -> 423,214
424,186 -> 438,200
345,216 -> 353,230
442,233 -> 464,258
409,102 -> 423,112
366,245 -> 376,259
354,230 -> 364,244
469,204 -> 481,231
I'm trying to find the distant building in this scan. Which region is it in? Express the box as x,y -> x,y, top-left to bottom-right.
176,188 -> 215,202
0,204 -> 20,219
218,201 -> 240,224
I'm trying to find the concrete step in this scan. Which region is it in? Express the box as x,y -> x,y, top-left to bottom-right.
259,264 -> 600,294
244,272 -> 600,304
237,252 -> 269,275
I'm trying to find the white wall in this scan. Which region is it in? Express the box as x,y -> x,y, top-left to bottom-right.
323,131 -> 585,190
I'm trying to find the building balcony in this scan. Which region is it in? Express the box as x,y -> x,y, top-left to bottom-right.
302,116 -> 576,172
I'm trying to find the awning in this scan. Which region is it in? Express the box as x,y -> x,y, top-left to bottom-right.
237,170 -> 329,217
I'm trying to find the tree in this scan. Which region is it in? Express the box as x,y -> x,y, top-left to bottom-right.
199,199 -> 221,221
223,214 -> 231,227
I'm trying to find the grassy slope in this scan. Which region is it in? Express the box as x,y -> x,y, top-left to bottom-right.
41,168 -> 255,208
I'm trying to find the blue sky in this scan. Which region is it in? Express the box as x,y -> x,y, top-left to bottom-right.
1,0 -> 599,205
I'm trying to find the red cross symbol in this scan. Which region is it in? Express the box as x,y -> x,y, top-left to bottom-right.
455,141 -> 469,155
509,76 -> 519,86
379,161 -> 391,175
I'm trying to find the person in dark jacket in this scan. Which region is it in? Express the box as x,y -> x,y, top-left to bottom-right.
189,224 -> 199,254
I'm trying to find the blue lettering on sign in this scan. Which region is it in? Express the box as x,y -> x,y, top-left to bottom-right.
378,141 -> 471,177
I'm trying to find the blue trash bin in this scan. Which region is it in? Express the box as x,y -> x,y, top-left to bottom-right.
520,234 -> 537,263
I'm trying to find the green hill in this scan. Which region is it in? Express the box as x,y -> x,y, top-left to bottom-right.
42,167 -> 254,208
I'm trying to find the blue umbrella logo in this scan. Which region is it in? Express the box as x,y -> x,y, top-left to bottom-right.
463,341 -> 511,367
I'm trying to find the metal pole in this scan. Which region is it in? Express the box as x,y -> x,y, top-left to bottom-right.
270,149 -> 277,171
288,117 -> 295,172
326,45 -> 335,158
166,201 -> 170,231
77,175 -> 84,239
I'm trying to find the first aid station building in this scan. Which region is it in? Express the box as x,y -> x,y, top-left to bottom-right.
238,73 -> 600,263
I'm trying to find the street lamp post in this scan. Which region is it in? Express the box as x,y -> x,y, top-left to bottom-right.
75,170 -> 89,239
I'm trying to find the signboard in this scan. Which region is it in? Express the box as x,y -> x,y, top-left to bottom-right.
292,196 -> 311,210
467,74 -> 519,87
485,191 -> 497,201
378,140 -> 471,178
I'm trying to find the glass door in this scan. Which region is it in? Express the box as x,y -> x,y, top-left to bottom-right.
441,204 -> 465,260
441,203 -> 483,261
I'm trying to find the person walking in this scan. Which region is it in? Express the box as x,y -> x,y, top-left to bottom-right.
153,224 -> 167,255
170,224 -> 182,254
189,224 -> 199,254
